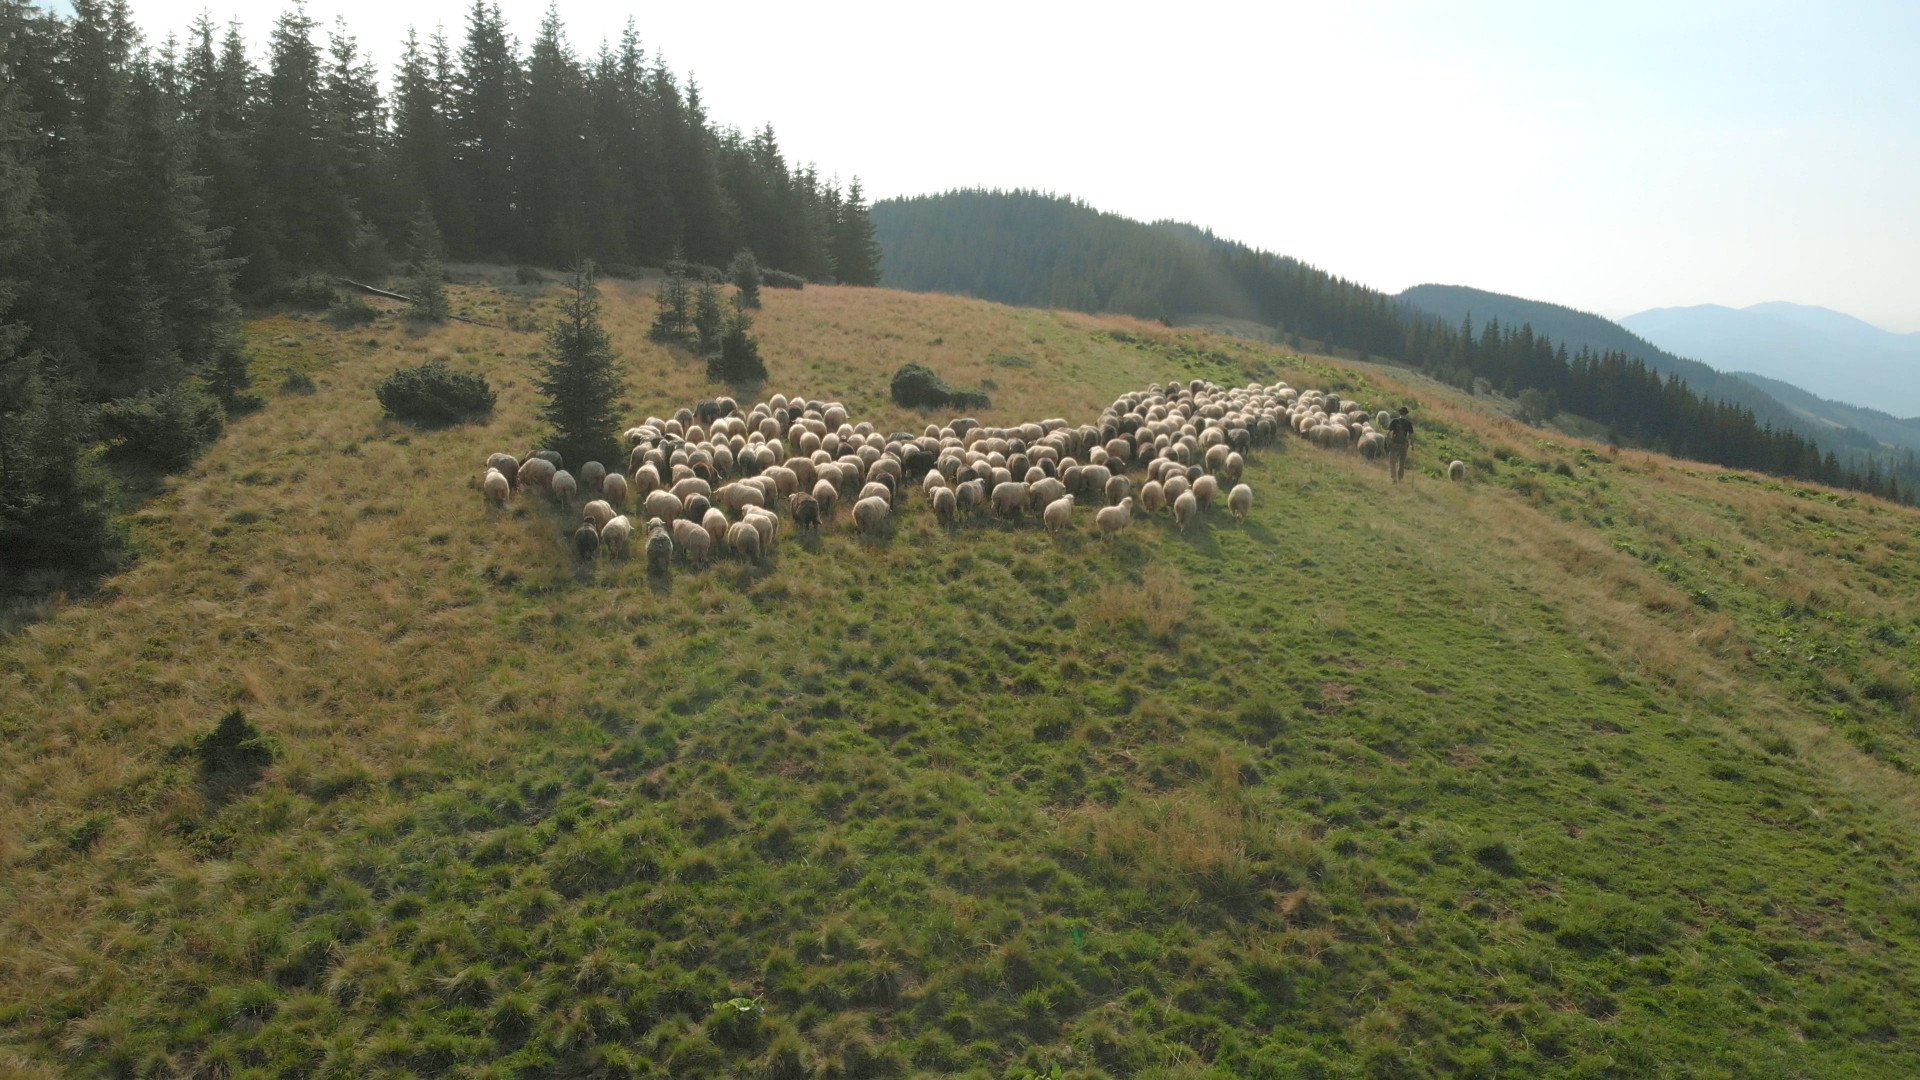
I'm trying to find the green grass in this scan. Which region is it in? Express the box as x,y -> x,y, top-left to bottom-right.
3,281 -> 1920,1077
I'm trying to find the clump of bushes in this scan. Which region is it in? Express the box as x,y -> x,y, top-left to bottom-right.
762,269 -> 806,290
375,358 -> 495,425
890,363 -> 990,411
279,371 -> 317,395
663,258 -> 725,284
97,381 -> 226,471
652,264 -> 769,385
327,295 -> 378,327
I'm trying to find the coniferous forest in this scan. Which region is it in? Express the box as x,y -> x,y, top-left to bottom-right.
0,0 -> 880,579
875,190 -> 1912,504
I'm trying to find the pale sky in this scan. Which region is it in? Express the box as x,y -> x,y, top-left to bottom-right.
84,0 -> 1920,332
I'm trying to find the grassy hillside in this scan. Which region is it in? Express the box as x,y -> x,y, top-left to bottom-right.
4,277 -> 1920,1078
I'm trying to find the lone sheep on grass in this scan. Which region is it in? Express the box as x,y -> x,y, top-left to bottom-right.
1094,497 -> 1134,537
1449,460 -> 1467,481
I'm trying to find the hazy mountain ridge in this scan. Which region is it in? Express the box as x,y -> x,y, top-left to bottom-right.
1391,285 -> 1875,453
1622,303 -> 1920,418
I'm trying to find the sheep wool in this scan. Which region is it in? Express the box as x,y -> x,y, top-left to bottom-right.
1228,483 -> 1252,521
483,468 -> 510,507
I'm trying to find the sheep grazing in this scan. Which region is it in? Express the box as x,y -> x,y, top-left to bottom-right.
742,505 -> 779,552
486,453 -> 520,485
1228,483 -> 1252,521
1140,479 -> 1165,515
1449,459 -> 1467,481
931,485 -> 958,524
644,489 -> 682,523
726,520 -> 762,564
672,518 -> 712,565
1223,452 -> 1244,482
991,481 -> 1029,516
1164,474 -> 1190,503
573,522 -> 600,561
1044,494 -> 1075,534
581,499 -> 616,530
1191,474 -> 1219,510
702,506 -> 729,550
532,450 -> 563,468
601,471 -> 628,507
580,461 -> 606,492
789,492 -> 822,531
1173,490 -> 1198,532
852,494 -> 890,535
1105,474 -> 1132,506
1094,496 -> 1133,537
645,518 -> 673,573
517,455 -> 557,490
483,468 -> 510,507
601,514 -> 634,557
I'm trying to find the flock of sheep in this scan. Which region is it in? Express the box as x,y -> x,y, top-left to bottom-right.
479,379 -> 1462,569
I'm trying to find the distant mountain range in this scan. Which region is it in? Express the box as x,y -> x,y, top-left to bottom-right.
1621,303 -> 1920,419
1391,285 -> 1883,455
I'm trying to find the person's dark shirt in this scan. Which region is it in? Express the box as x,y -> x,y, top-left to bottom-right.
1388,415 -> 1414,441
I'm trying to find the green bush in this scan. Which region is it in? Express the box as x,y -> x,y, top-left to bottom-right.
375,359 -> 496,426
97,382 -> 226,471
664,258 -> 725,284
279,371 -> 316,395
327,295 -> 379,327
728,251 -> 762,309
890,363 -> 990,411
762,269 -> 806,290
276,273 -> 338,311
514,265 -> 544,285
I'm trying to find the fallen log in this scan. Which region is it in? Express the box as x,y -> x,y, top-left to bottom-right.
337,278 -> 510,329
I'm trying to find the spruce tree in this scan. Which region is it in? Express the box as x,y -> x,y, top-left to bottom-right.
536,264 -> 624,469
691,280 -> 724,354
707,309 -> 766,385
728,249 -> 761,309
648,263 -> 691,342
830,178 -> 881,285
405,202 -> 449,322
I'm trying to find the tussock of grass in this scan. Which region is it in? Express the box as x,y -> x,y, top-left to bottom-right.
3,280 -> 1920,1075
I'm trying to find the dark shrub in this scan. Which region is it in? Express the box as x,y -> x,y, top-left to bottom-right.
890,363 -> 990,411
762,269 -> 806,290
327,295 -> 378,327
280,371 -> 316,394
728,250 -> 762,309
375,358 -> 496,426
664,258 -> 725,284
514,265 -> 544,285
97,382 -> 226,471
276,273 -> 338,311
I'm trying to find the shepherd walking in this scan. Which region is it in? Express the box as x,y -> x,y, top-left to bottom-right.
1387,406 -> 1415,483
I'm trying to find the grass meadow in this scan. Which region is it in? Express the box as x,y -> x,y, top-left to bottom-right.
2,277 -> 1919,1077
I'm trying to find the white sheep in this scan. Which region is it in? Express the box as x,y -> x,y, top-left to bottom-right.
582,499 -> 616,529
702,506 -> 729,550
483,468 -> 510,507
580,461 -> 606,492
1094,496 -> 1133,536
517,456 -> 557,490
742,505 -> 779,551
932,485 -> 958,524
672,518 -> 712,564
1449,459 -> 1467,481
1228,483 -> 1252,521
1191,474 -> 1218,510
726,520 -> 762,564
1173,490 -> 1198,532
601,471 -> 628,507
644,489 -> 682,522
486,453 -> 519,484
991,481 -> 1029,516
551,469 -> 578,504
852,494 -> 890,534
644,518 -> 673,572
600,514 -> 634,557
1140,479 -> 1165,515
1044,494 -> 1075,534
1105,474 -> 1132,506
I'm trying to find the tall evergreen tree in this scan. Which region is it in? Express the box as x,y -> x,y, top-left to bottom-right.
536,264 -> 624,469
830,178 -> 881,285
451,1 -> 519,258
405,202 -> 449,322
256,3 -> 356,271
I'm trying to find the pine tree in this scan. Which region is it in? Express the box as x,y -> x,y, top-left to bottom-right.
830,178 -> 881,285
452,1 -> 520,258
405,203 -> 449,322
708,309 -> 766,384
648,263 -> 692,342
729,249 -> 762,309
691,280 -> 724,354
536,264 -> 624,469
256,4 -> 357,270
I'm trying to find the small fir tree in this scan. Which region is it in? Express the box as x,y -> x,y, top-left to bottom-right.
536,263 -> 625,469
406,202 -> 450,322
691,281 -> 725,354
649,263 -> 692,342
728,249 -> 762,309
707,309 -> 767,384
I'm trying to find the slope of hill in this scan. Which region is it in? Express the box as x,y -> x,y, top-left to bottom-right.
1394,285 -> 1878,454
1732,370 -> 1920,454
4,279 -> 1920,1076
1622,303 -> 1920,418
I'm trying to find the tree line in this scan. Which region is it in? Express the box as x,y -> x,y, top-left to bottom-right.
0,0 -> 880,581
873,189 -> 1910,503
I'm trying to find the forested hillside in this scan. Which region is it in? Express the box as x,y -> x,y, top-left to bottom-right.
874,190 -> 1909,503
0,0 -> 879,584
